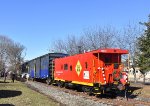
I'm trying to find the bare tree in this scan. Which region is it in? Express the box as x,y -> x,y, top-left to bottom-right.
52,26 -> 117,55
53,35 -> 80,55
0,35 -> 13,63
83,26 -> 117,50
0,35 -> 25,82
7,42 -> 25,74
0,35 -> 13,82
53,39 -> 66,53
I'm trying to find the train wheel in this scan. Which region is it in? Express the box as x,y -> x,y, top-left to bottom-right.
81,86 -> 86,92
82,86 -> 91,92
64,83 -> 69,89
46,78 -> 52,85
58,81 -> 64,88
31,78 -> 35,81
88,87 -> 94,96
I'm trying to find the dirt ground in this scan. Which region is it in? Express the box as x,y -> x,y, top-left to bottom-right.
130,82 -> 150,98
111,82 -> 150,106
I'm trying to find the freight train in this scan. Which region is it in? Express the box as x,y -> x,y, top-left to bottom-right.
22,48 -> 130,95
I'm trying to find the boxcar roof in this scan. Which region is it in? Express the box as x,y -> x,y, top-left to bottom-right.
23,53 -> 68,64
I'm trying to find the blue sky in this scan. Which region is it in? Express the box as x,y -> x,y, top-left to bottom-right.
0,0 -> 150,60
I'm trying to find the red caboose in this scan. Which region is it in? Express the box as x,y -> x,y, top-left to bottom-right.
54,48 -> 129,94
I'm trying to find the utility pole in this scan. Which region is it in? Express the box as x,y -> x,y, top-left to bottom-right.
128,54 -> 130,70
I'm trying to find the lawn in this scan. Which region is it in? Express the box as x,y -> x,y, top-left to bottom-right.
0,79 -> 60,106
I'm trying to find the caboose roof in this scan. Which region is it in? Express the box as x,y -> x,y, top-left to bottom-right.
91,48 -> 128,54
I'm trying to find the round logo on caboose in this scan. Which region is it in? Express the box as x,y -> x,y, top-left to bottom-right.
75,60 -> 82,76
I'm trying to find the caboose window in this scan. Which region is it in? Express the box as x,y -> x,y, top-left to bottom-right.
85,62 -> 88,69
70,65 -> 72,71
64,64 -> 68,70
105,57 -> 110,63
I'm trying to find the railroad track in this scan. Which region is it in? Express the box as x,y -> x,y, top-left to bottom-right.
25,80 -> 150,106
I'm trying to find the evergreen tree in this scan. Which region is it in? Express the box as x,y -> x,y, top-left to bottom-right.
137,15 -> 150,83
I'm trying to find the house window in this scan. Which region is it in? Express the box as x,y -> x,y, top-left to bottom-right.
64,64 -> 68,70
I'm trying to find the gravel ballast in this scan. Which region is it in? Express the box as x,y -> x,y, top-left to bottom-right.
26,81 -> 111,106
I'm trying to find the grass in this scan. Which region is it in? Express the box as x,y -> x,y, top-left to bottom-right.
0,79 -> 60,106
